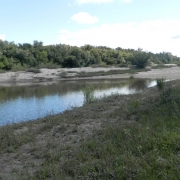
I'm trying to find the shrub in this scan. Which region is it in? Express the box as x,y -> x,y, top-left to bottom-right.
130,51 -> 150,68
156,78 -> 165,90
82,86 -> 95,103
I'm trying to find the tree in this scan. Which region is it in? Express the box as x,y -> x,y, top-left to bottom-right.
90,49 -> 101,64
63,55 -> 77,68
33,41 -> 43,48
0,56 -> 11,70
37,50 -> 48,64
130,51 -> 150,68
14,49 -> 28,66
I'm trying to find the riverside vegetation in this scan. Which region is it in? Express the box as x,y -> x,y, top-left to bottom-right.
0,40 -> 180,71
0,80 -> 180,179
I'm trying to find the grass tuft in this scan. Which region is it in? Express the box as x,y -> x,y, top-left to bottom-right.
82,85 -> 95,103
156,78 -> 165,90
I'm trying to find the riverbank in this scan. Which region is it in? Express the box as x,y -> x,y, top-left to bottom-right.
0,79 -> 180,179
0,65 -> 179,86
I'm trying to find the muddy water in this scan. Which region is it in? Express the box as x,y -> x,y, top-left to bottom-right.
0,79 -> 156,125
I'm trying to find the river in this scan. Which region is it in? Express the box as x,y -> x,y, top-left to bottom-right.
0,79 -> 156,125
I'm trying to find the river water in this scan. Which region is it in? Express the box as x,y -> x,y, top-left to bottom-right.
0,79 -> 156,125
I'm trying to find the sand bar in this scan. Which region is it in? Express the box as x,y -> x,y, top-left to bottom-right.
0,66 -> 179,86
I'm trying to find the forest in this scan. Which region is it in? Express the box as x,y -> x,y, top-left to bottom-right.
0,40 -> 179,70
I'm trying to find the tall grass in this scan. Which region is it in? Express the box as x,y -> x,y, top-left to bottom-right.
156,78 -> 165,90
82,85 -> 95,103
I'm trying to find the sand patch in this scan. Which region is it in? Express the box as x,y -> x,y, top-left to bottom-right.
0,66 -> 179,86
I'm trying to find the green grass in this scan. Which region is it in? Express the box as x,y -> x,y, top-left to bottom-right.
156,78 -> 165,90
60,68 -> 150,79
82,85 -> 95,103
151,64 -> 174,69
1,80 -> 180,179
26,68 -> 41,73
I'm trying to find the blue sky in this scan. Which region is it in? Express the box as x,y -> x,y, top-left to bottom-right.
0,0 -> 180,56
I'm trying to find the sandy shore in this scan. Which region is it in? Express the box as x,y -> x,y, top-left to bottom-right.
0,66 -> 180,86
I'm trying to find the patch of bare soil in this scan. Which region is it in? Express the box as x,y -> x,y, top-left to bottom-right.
0,67 -> 129,86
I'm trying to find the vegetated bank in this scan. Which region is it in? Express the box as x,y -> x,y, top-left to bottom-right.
0,40 -> 180,72
0,79 -> 180,179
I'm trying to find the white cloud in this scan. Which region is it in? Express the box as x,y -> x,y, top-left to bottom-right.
172,35 -> 180,39
59,20 -> 180,57
71,12 -> 98,24
0,34 -> 5,41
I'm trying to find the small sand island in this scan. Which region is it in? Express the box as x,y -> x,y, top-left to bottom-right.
0,65 -> 180,86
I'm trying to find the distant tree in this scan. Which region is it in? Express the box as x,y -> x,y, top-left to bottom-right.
90,49 -> 101,64
0,40 -> 179,70
37,50 -> 48,64
33,40 -> 43,48
14,49 -> 28,66
130,51 -> 150,68
0,56 -> 11,70
81,44 -> 93,51
63,55 -> 77,68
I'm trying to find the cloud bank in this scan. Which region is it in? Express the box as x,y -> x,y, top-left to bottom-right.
59,20 -> 180,56
71,12 -> 98,24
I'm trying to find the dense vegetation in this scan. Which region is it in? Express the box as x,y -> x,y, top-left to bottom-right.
0,40 -> 179,70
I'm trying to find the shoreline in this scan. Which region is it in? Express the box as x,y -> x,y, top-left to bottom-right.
0,66 -> 180,86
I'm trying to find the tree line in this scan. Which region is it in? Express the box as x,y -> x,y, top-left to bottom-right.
0,40 -> 179,70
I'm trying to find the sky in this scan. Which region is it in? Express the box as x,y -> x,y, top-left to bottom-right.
0,0 -> 180,56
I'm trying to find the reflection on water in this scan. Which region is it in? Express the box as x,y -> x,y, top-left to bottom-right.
0,79 -> 156,125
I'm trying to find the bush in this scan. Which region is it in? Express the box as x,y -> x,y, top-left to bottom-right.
82,86 -> 95,103
156,78 -> 165,90
130,51 -> 150,68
